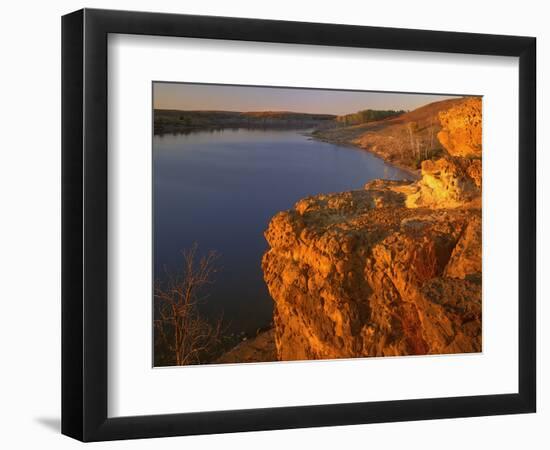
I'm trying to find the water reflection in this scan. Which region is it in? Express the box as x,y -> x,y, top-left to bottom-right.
154,128 -> 415,335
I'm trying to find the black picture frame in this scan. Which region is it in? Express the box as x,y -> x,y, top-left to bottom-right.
61,8 -> 536,442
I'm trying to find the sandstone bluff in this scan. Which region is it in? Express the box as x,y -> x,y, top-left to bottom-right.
262,97 -> 482,360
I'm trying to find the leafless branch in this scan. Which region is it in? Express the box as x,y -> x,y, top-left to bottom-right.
154,244 -> 224,366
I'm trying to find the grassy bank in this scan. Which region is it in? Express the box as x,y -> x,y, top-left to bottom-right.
311,98 -> 464,172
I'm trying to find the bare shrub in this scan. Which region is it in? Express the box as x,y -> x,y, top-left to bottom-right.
154,244 -> 223,366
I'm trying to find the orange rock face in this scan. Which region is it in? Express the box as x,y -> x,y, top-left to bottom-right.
262,97 -> 482,361
437,97 -> 482,158
262,186 -> 481,360
406,157 -> 481,209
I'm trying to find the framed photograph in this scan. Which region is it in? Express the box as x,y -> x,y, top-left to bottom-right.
61,8 -> 536,441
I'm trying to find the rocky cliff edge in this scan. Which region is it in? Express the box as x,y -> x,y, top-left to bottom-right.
262,97 -> 482,360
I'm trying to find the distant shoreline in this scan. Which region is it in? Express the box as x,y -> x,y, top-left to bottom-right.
154,123 -> 325,135
154,123 -> 420,179
153,100 -> 462,176
153,109 -> 335,135
306,130 -> 421,179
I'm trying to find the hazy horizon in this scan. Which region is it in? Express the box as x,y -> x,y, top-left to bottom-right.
153,82 -> 462,116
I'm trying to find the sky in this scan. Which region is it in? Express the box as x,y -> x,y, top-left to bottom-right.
153,82 -> 461,116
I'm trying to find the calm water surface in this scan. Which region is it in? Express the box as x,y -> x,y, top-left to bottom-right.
154,128 -> 415,335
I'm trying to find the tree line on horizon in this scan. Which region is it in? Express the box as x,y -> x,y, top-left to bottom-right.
153,107 -> 407,133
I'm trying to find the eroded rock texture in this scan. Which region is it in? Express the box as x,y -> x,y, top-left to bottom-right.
406,157 -> 481,209
262,97 -> 482,361
437,97 -> 482,158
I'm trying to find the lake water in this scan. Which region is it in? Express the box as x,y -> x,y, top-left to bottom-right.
153,128 -> 415,336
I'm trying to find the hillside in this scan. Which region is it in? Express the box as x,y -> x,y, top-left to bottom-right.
312,97 -> 473,171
